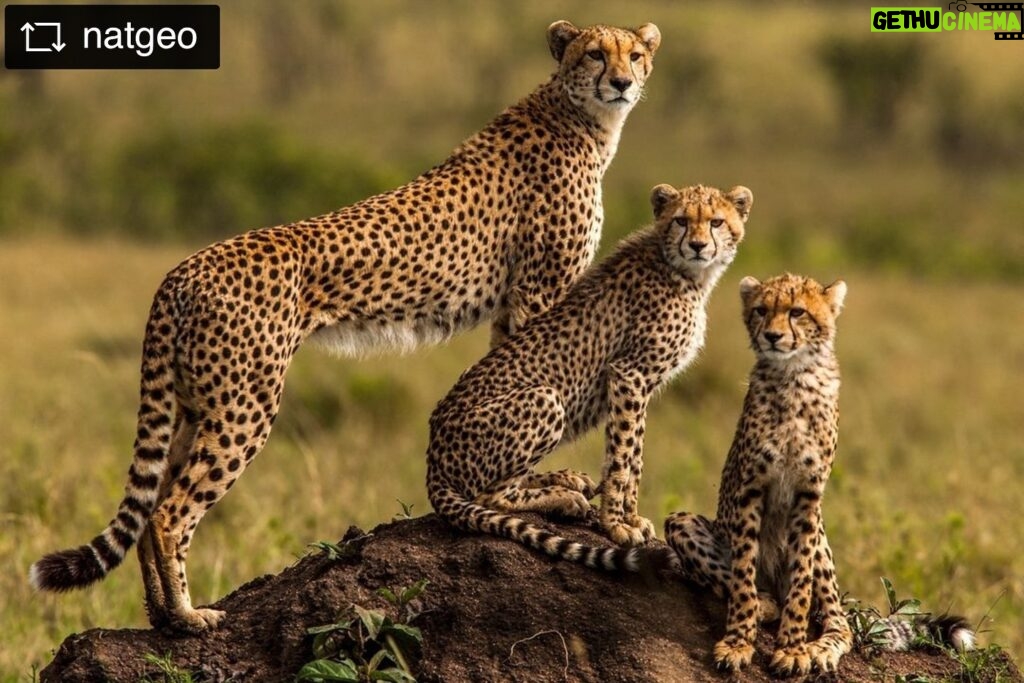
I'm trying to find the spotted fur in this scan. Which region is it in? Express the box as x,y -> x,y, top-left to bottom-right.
428,184 -> 753,570
665,275 -> 975,675
666,273 -> 854,676
28,20 -> 661,633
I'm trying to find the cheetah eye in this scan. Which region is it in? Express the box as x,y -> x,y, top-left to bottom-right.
674,217 -> 688,227
790,307 -> 806,318
587,49 -> 604,61
710,218 -> 724,228
753,306 -> 768,316
630,52 -> 642,62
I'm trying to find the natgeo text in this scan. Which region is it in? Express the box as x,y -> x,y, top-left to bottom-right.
4,4 -> 219,69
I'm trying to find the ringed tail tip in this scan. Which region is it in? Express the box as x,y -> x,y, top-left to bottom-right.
29,545 -> 109,593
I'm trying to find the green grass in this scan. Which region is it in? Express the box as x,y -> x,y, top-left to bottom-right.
0,2 -> 1022,679
1,240 -> 1020,678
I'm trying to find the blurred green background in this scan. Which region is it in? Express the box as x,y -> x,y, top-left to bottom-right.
1,1 -> 1022,678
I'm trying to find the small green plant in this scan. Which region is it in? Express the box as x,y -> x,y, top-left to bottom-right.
392,499 -> 415,521
140,652 -> 196,683
296,581 -> 428,683
952,643 -> 1012,683
309,534 -> 370,561
376,579 -> 428,623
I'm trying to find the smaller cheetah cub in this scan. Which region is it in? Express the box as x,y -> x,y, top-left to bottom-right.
665,274 -> 975,675
666,273 -> 851,676
428,183 -> 751,564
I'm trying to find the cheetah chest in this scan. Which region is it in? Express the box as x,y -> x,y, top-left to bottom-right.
664,304 -> 708,383
586,183 -> 605,265
754,402 -> 825,590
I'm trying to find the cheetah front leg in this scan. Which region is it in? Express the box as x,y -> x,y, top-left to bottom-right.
804,519 -> 852,673
599,363 -> 655,546
715,487 -> 765,672
769,491 -> 825,677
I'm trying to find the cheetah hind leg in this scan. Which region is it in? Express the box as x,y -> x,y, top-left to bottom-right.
664,511 -> 781,622
149,401 -> 278,632
519,469 -> 598,499
476,478 -> 593,520
138,402 -> 198,629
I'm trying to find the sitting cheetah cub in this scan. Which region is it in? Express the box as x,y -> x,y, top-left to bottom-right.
665,274 -> 853,675
665,274 -> 975,675
428,184 -> 751,559
663,274 -> 974,675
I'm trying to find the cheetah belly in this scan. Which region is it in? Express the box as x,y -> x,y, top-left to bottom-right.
308,317 -> 461,357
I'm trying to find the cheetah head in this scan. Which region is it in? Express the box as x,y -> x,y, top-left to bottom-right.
650,184 -> 753,280
739,273 -> 847,362
547,21 -> 660,123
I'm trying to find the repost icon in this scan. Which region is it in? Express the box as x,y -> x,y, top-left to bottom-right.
21,21 -> 65,53
5,4 -> 219,69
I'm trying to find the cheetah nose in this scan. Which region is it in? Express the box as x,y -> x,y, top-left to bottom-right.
688,241 -> 707,254
763,331 -> 783,344
609,77 -> 633,93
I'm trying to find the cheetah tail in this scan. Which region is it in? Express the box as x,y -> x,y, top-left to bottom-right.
430,486 -> 674,574
29,294 -> 177,593
873,613 -> 976,653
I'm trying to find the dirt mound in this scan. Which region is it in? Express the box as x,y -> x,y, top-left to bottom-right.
41,515 -> 1019,682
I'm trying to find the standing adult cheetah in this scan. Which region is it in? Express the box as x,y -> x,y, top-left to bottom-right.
428,183 -> 752,561
664,274 -> 973,676
29,20 -> 661,633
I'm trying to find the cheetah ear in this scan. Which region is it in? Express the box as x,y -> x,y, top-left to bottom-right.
726,186 -> 754,223
547,20 -> 581,62
634,23 -> 661,54
823,280 -> 847,317
650,184 -> 679,217
739,276 -> 761,305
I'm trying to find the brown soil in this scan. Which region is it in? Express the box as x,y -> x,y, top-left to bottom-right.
41,515 -> 1021,682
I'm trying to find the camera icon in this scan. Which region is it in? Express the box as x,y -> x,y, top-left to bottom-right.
948,1 -> 968,10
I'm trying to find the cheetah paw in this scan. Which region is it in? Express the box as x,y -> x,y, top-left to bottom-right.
624,514 -> 657,541
602,520 -> 649,546
552,490 -> 595,519
168,606 -> 226,633
541,469 -> 597,498
804,632 -> 851,673
713,634 -> 754,672
563,470 -> 598,499
770,644 -> 813,678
